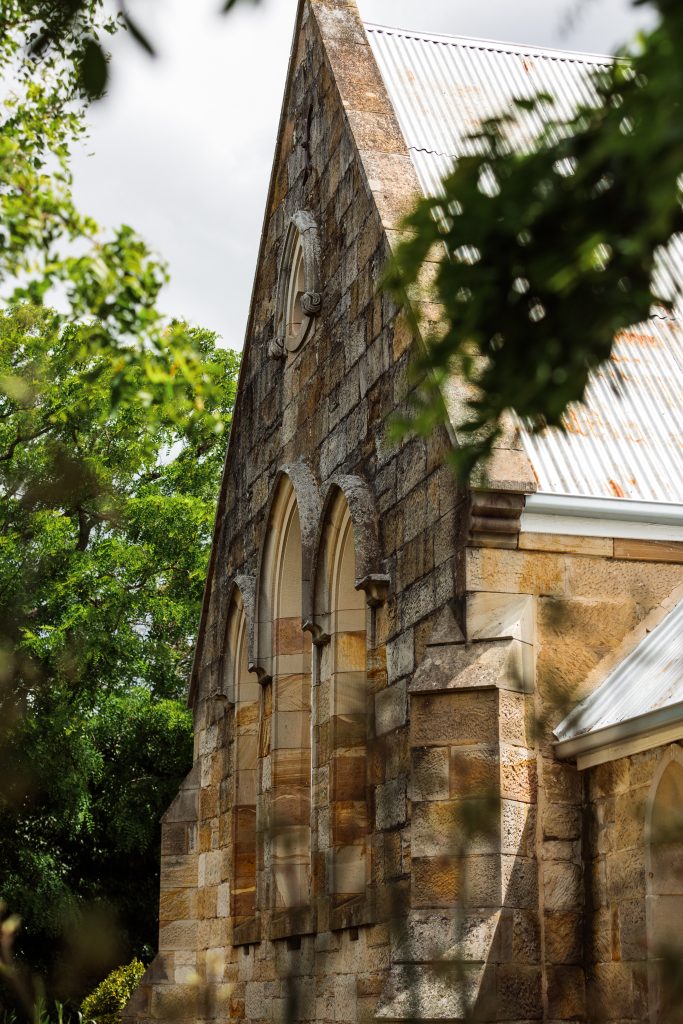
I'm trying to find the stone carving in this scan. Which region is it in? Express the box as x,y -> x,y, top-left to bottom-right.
269,210 -> 322,358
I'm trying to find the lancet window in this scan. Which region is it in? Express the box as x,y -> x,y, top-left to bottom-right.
257,480 -> 313,912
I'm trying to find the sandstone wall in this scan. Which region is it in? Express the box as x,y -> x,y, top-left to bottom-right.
465,538 -> 683,1022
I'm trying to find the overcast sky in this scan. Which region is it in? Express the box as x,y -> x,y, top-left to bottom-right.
71,0 -> 655,350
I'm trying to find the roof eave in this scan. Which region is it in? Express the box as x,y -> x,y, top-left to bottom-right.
555,700 -> 683,770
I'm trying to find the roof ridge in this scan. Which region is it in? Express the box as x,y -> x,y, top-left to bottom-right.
363,20 -> 615,65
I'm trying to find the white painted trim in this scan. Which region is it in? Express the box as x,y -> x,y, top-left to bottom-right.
522,493 -> 683,542
556,701 -> 683,770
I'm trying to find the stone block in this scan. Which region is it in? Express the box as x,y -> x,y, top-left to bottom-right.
150,983 -> 199,1019
412,747 -> 450,802
546,964 -> 586,1019
412,800 -> 497,859
543,861 -> 582,912
606,847 -> 646,901
160,855 -> 198,890
587,962 -> 634,1021
567,556 -> 683,604
411,857 -> 461,909
159,889 -> 197,924
501,853 -> 538,909
334,974 -> 358,1023
376,776 -> 407,830
375,680 -> 407,735
500,745 -> 537,803
543,802 -> 582,841
544,910 -> 582,964
466,547 -> 566,598
411,690 -> 498,748
386,629 -> 414,682
511,909 -> 541,964
495,965 -> 543,1020
618,897 -> 647,961
519,532 -> 613,557
158,920 -> 198,953
449,746 -> 499,800
501,799 -> 536,858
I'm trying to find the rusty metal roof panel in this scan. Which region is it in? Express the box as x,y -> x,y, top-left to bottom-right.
365,24 -> 610,193
521,318 -> 683,501
366,23 -> 683,503
555,597 -> 683,745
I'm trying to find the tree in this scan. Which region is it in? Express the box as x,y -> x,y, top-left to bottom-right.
385,0 -> 683,477
0,305 -> 240,1000
1,2 -> 243,1006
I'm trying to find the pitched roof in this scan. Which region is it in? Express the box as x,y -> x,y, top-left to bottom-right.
554,596 -> 683,764
366,23 -> 683,504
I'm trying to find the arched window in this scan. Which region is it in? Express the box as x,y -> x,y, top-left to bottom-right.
317,493 -> 370,909
647,747 -> 683,1024
225,589 -> 259,933
257,480 -> 313,913
268,210 -> 321,359
285,235 -> 305,340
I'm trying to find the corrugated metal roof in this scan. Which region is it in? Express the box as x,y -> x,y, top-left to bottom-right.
366,23 -> 683,503
554,597 -> 683,744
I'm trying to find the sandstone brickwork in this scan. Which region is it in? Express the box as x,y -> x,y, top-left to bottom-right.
124,1 -> 683,1021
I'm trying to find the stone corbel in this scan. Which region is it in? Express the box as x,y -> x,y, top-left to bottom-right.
303,618 -> 331,647
355,573 -> 390,607
468,489 -> 526,549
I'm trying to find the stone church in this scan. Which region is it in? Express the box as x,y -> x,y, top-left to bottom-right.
126,0 -> 683,1020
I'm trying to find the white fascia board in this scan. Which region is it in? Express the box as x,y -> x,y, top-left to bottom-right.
555,701 -> 683,770
522,493 -> 683,542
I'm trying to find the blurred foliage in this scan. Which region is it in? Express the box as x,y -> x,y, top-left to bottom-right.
80,958 -> 145,1024
0,0 -> 258,100
0,306 -> 240,1002
0,0 -> 243,1006
385,0 -> 683,479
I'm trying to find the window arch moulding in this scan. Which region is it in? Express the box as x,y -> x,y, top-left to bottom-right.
220,575 -> 257,705
269,210 -> 322,360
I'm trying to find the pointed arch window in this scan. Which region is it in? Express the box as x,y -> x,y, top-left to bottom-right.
224,588 -> 259,939
257,480 -> 313,919
316,494 -> 371,911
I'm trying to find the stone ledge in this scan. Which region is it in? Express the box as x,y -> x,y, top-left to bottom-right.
232,916 -> 261,947
267,905 -> 316,941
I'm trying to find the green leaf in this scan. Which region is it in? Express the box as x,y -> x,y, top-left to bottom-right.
79,38 -> 108,98
121,13 -> 156,58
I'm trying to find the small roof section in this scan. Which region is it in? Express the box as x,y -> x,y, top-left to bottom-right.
554,597 -> 683,768
366,23 -> 683,504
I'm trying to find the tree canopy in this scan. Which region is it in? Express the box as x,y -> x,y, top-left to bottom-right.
0,305 -> 239,1000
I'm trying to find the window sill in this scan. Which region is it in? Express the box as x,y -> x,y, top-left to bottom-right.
268,905 -> 316,941
232,917 -> 260,947
330,893 -> 376,932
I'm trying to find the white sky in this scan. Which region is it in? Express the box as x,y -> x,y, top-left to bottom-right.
71,0 -> 655,350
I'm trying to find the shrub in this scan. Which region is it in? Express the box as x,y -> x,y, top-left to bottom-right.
80,959 -> 146,1024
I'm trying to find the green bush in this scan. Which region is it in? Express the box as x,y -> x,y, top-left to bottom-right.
80,959 -> 146,1024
